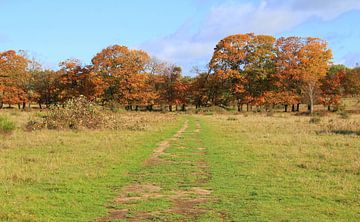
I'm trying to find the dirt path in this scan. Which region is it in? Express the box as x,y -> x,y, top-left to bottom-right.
96,119 -> 214,222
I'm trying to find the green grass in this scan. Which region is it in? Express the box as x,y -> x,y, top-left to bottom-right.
0,115 -> 16,134
0,110 -> 359,221
199,114 -> 360,221
0,111 -> 183,221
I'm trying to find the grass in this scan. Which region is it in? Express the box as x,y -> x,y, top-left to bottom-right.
0,110 -> 183,221
0,109 -> 359,221
199,113 -> 360,221
0,115 -> 16,134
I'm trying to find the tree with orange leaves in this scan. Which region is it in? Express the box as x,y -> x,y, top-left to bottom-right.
91,45 -> 151,107
298,37 -> 332,114
0,50 -> 29,108
209,33 -> 276,111
319,65 -> 348,111
272,37 -> 304,112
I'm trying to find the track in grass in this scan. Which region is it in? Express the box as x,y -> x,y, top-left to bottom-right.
97,118 -> 215,221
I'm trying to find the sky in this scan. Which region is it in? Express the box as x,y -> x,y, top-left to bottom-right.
0,0 -> 360,74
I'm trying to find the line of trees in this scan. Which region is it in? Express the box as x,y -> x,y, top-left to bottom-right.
0,33 -> 359,113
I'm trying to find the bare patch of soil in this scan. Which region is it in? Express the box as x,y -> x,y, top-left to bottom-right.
96,120 -> 215,222
145,121 -> 188,166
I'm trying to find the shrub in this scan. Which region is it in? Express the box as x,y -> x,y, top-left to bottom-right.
28,96 -> 108,130
26,97 -> 161,131
0,116 -> 16,134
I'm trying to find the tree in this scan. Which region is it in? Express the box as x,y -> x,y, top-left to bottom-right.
209,33 -> 276,111
272,37 -> 303,112
0,50 -> 29,108
319,65 -> 346,111
159,65 -> 183,111
343,67 -> 360,96
91,45 -> 150,107
190,68 -> 210,109
30,69 -> 60,108
298,38 -> 332,114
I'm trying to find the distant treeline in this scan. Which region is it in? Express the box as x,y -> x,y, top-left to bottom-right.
0,33 -> 359,113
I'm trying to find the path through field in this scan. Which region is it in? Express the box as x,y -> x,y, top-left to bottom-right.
97,118 -> 216,221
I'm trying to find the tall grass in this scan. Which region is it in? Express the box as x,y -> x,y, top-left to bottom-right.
0,116 -> 15,134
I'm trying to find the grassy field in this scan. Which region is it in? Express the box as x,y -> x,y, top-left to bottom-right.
0,110 -> 183,221
0,109 -> 359,221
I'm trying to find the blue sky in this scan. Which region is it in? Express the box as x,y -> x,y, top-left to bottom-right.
1,0 -> 360,74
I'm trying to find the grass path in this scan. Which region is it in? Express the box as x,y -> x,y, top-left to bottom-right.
97,114 -> 360,222
0,114 -> 183,222
97,117 -> 219,221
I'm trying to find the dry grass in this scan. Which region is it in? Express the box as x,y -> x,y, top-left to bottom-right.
199,112 -> 360,221
0,109 -> 181,221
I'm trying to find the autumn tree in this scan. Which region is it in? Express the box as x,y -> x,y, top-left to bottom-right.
319,65 -> 347,111
298,38 -> 332,114
91,45 -> 151,108
159,65 -> 183,111
190,67 -> 210,109
209,33 -> 276,111
0,50 -> 29,108
343,67 -> 360,96
272,37 -> 304,112
30,69 -> 60,108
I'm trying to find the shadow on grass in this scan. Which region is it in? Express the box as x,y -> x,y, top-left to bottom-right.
318,130 -> 360,136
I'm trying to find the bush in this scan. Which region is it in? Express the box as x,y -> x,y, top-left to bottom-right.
0,116 -> 16,134
28,96 -> 109,130
26,97 -> 157,131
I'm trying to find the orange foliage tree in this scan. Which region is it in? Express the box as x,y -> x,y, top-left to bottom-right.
0,50 -> 29,108
298,37 -> 332,113
91,45 -> 151,108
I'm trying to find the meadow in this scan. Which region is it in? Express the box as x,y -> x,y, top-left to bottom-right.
0,107 -> 359,221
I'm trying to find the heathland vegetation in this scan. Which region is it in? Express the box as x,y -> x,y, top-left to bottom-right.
0,33 -> 359,222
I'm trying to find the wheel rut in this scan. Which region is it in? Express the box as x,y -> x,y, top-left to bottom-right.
96,119 -> 213,222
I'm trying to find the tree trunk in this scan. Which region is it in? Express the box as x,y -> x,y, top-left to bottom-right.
135,105 -> 139,111
147,105 -> 153,111
18,103 -> 21,109
296,103 -> 300,112
308,102 -> 314,114
39,103 -> 42,109
291,104 -> 295,112
284,104 -> 288,112
237,100 -> 242,112
22,102 -> 26,109
328,105 -> 331,111
181,104 -> 186,111
0,102 -> 3,109
247,104 -> 249,112
169,105 -> 172,112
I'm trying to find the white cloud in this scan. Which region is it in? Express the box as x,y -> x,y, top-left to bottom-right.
142,0 -> 360,73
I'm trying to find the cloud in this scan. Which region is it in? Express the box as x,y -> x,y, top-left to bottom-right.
142,0 -> 360,73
